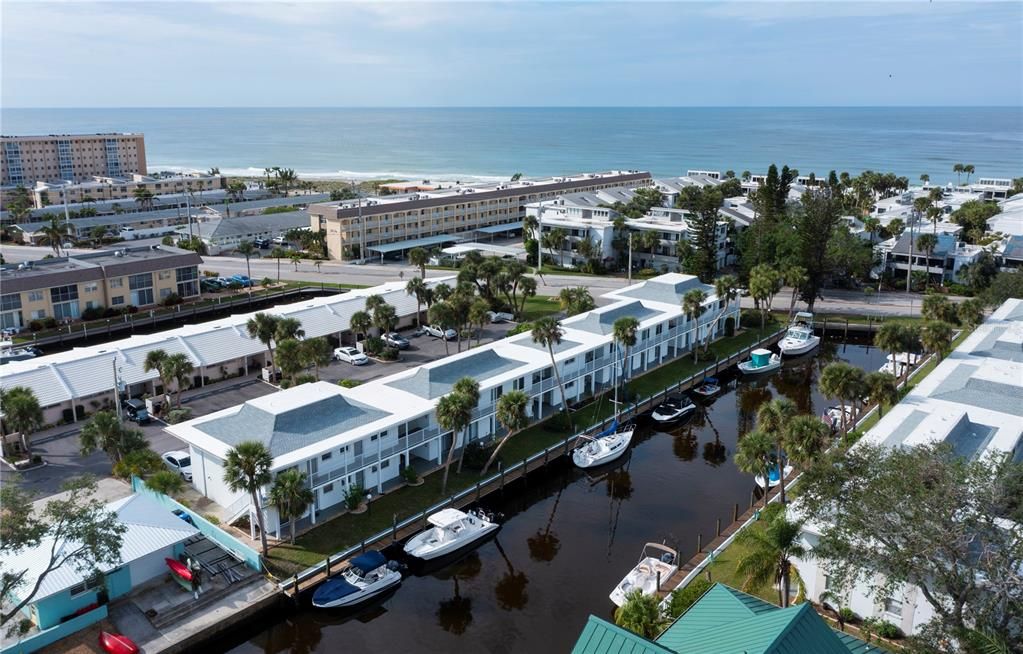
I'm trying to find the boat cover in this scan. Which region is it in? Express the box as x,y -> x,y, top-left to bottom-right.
351,550 -> 387,573
428,508 -> 468,528
597,419 -> 619,438
751,349 -> 772,366
313,577 -> 360,603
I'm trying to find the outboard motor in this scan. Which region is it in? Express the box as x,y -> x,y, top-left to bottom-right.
661,552 -> 675,565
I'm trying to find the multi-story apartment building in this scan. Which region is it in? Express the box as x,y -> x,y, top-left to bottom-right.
28,172 -> 224,209
1,133 -> 147,186
307,171 -> 652,261
166,273 -> 741,536
0,246 -> 201,330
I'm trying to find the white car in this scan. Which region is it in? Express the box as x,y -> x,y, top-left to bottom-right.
162,450 -> 193,482
486,311 -> 515,323
334,346 -> 369,365
424,325 -> 457,340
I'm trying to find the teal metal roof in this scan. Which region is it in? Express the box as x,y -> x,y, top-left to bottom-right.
572,616 -> 675,654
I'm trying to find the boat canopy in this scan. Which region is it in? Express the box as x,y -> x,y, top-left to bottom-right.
751,349 -> 773,365
597,419 -> 619,438
428,508 -> 469,528
350,550 -> 387,573
795,311 -> 814,321
313,577 -> 360,603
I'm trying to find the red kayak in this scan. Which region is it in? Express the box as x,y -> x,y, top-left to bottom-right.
99,631 -> 139,654
165,557 -> 193,582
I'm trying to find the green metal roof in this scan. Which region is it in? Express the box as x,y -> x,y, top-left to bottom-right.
572,616 -> 675,654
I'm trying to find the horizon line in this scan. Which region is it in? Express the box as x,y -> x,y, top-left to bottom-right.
3,104 -> 1022,111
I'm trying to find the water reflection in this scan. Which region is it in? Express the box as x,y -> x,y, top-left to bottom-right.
493,539 -> 529,610
736,382 -> 772,437
700,407 -> 728,467
672,429 -> 698,461
434,552 -> 481,634
527,488 -> 563,563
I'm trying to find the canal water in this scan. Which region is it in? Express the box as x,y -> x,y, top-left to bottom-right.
225,337 -> 884,654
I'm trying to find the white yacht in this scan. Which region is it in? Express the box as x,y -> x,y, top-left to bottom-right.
821,406 -> 855,432
738,349 -> 782,376
573,420 -> 634,469
650,394 -> 697,424
311,550 -> 402,608
403,508 -> 499,560
609,542 -> 679,607
754,463 -> 793,490
777,312 -> 820,356
879,352 -> 923,377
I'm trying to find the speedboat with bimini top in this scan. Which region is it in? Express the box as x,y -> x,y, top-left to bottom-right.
755,462 -> 793,489
738,348 -> 782,376
879,352 -> 923,377
573,419 -> 634,469
403,508 -> 500,560
651,394 -> 696,425
777,312 -> 820,356
609,542 -> 679,607
691,376 -> 721,399
311,550 -> 403,608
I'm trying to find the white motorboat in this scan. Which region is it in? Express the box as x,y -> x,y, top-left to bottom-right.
821,406 -> 855,432
0,339 -> 36,365
879,352 -> 923,377
754,463 -> 794,489
778,312 -> 820,356
573,421 -> 635,469
737,349 -> 782,376
691,377 -> 721,399
651,394 -> 697,424
403,508 -> 500,560
311,550 -> 402,608
609,542 -> 679,607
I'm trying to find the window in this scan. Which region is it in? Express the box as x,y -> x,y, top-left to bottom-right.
69,575 -> 104,597
50,284 -> 78,303
160,288 -> 171,299
129,273 -> 152,290
885,596 -> 903,616
321,452 -> 332,461
323,483 -> 334,493
30,309 -> 46,320
370,434 -> 378,442
176,266 -> 199,297
380,460 -> 390,469
109,278 -> 123,289
83,282 -> 98,293
0,294 -> 21,311
158,270 -> 172,280
112,296 -> 124,306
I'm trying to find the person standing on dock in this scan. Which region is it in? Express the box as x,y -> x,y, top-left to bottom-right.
190,558 -> 203,600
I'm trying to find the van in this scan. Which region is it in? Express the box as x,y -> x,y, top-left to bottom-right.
124,399 -> 150,424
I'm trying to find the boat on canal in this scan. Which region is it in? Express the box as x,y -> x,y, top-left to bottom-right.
777,312 -> 820,356
821,406 -> 855,432
403,508 -> 500,560
311,550 -> 403,608
650,394 -> 697,425
573,341 -> 634,469
754,463 -> 793,489
737,348 -> 782,376
609,542 -> 679,607
879,352 -> 923,377
691,376 -> 721,399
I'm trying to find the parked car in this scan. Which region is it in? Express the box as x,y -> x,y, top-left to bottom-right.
334,346 -> 369,365
123,398 -> 151,425
382,332 -> 410,350
162,450 -> 193,481
424,325 -> 457,340
230,274 -> 254,287
486,311 -> 515,323
216,277 -> 233,287
200,279 -> 221,292
254,238 -> 271,249
272,235 -> 289,246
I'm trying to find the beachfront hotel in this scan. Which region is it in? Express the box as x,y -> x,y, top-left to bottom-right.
306,170 -> 652,262
792,298 -> 1023,637
1,132 -> 147,186
25,171 -> 224,210
165,273 -> 740,539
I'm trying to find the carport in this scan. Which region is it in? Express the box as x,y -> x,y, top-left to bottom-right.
473,220 -> 523,241
366,234 -> 465,263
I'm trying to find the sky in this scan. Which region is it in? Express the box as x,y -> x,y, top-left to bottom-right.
2,1 -> 1021,108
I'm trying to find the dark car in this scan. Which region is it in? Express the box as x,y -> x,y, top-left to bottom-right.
382,332 -> 410,350
254,238 -> 271,249
124,398 -> 151,424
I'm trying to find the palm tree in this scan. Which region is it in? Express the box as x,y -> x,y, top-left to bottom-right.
372,303 -> 398,338
783,265 -> 807,318
964,164 -> 975,184
269,246 -> 288,282
269,469 -> 314,544
349,310 -> 371,342
953,163 -> 964,185
275,339 -> 303,384
364,294 -> 385,314
481,390 -> 529,476
782,414 -> 831,472
957,298 -> 984,329
922,293 -> 954,323
863,371 -> 899,418
428,302 -> 455,356
734,504 -> 807,607
80,410 -> 145,464
468,300 -> 490,347
299,337 -> 333,380
611,316 -> 639,397
406,277 -> 427,327
916,233 -> 938,289
919,173 -> 929,185
874,322 -> 908,383
863,217 -> 881,247
236,241 -> 257,289
165,353 -> 194,407
756,398 -> 797,503
922,320 -> 954,362
223,440 -> 274,556
453,377 -> 480,474
531,317 -> 572,424
275,316 -> 304,342
246,313 -> 281,369
819,362 -> 865,433
147,469 -> 185,496
734,429 -> 775,508
409,247 -> 429,279
38,217 -> 70,257
290,252 -> 303,271
144,349 -> 172,406
2,386 -> 43,459
682,288 -> 708,363
614,589 -> 664,639
436,383 -> 474,495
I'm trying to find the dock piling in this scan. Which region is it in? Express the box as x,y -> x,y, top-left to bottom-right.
716,518 -> 721,537
697,533 -> 703,553
475,481 -> 481,501
325,556 -> 330,577
733,503 -> 739,522
392,513 -> 398,541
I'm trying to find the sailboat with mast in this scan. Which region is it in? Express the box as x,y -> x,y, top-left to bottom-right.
572,343 -> 634,469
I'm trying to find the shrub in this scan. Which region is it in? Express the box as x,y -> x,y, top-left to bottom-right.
113,448 -> 163,478
363,336 -> 384,355
203,270 -> 219,278
203,514 -> 221,525
637,267 -> 657,278
162,293 -> 182,306
261,277 -> 273,288
81,306 -> 106,321
838,607 -> 857,625
103,308 -> 121,318
227,281 -> 243,290
402,466 -> 419,484
43,317 -> 58,328
459,441 -> 495,471
873,620 -> 903,640
338,379 -> 362,388
508,321 -> 533,336
147,470 -> 185,496
343,483 -> 365,511
378,347 -> 399,361
28,320 -> 44,332
842,429 -> 864,448
123,305 -> 138,315
667,577 -> 713,618
161,235 -> 175,246
294,373 -> 316,386
164,408 -> 193,424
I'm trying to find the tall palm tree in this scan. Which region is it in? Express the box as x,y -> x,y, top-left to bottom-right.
275,316 -> 304,342
436,383 -> 474,495
269,246 -> 288,282
236,241 -> 257,288
682,288 -> 708,363
916,233 -> 938,289
164,353 -> 194,408
246,313 -> 281,369
408,247 -> 429,279
269,469 -> 314,544
38,217 -> 70,257
364,293 -> 385,314
734,504 -> 807,607
874,322 -> 908,383
531,317 -> 572,424
756,398 -> 797,503
349,310 -> 372,343
783,265 -> 807,318
614,590 -> 664,639
428,302 -> 455,356
921,320 -> 954,362
144,349 -> 172,406
1,386 -> 43,459
299,337 -> 333,380
481,390 -> 529,475
223,440 -> 274,556
863,371 -> 899,418
953,163 -> 964,186
406,277 -> 427,327
819,362 -> 865,433
80,410 -> 145,464
963,164 -> 975,185
957,298 -> 985,329
782,414 -> 831,472
611,316 -> 639,398
468,300 -> 490,347
734,429 -> 775,508
452,377 -> 480,474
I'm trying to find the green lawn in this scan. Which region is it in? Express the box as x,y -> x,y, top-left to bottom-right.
519,295 -> 562,321
700,521 -> 778,605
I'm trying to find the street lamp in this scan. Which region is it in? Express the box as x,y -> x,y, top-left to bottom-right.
365,491 -> 373,517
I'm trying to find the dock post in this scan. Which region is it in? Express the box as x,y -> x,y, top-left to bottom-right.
868,315 -> 872,333
716,518 -> 721,537
823,317 -> 828,335
844,319 -> 849,341
733,503 -> 739,522
360,539 -> 366,553
325,556 -> 330,577
422,510 -> 428,529
392,513 -> 398,541
293,574 -> 299,595
656,570 -> 661,591
475,481 -> 481,501
544,447 -> 549,465
697,533 -> 703,553
500,463 -> 505,490
750,490 -> 755,509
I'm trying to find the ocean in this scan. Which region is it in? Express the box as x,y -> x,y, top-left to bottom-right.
2,107 -> 1020,183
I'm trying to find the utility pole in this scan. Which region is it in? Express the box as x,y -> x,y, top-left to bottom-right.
627,232 -> 633,285
535,201 -> 544,278
112,357 -> 124,423
185,192 -> 194,240
61,187 -> 71,256
358,194 -> 365,264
